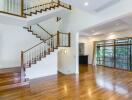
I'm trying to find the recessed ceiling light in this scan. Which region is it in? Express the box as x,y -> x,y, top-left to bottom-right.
109,32 -> 114,35
93,32 -> 101,35
84,2 -> 89,6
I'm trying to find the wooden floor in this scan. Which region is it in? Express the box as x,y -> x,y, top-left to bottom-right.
1,65 -> 132,100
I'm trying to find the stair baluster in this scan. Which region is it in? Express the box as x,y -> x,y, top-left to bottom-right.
21,32 -> 70,81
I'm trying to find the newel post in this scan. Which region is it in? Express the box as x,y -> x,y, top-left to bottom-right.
58,0 -> 60,6
69,5 -> 72,10
51,35 -> 54,49
68,32 -> 71,47
21,51 -> 25,82
57,31 -> 60,47
21,51 -> 24,67
21,0 -> 24,17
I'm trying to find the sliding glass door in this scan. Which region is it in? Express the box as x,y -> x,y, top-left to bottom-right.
96,37 -> 132,71
104,40 -> 114,68
96,41 -> 104,65
115,39 -> 130,70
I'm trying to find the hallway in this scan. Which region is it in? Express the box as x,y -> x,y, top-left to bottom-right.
1,65 -> 132,100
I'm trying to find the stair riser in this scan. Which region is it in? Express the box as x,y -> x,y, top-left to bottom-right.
0,82 -> 29,92
0,73 -> 21,78
0,79 -> 21,86
24,5 -> 59,17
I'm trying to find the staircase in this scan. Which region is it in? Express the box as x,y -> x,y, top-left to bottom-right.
0,0 -> 71,18
21,31 -> 70,81
24,24 -> 52,42
0,31 -> 70,91
0,67 -> 29,91
24,0 -> 71,17
0,0 -> 71,92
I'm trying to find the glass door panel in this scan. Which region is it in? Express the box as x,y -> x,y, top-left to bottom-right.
115,39 -> 130,70
96,46 -> 104,65
104,40 -> 114,68
115,45 -> 130,70
96,41 -> 104,65
129,38 -> 132,70
104,46 -> 114,67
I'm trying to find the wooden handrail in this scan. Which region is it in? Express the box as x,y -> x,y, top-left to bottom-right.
24,2 -> 54,11
21,0 -> 24,16
23,33 -> 57,53
23,31 -> 70,53
57,31 -> 60,47
21,51 -> 24,67
0,11 -> 25,18
23,41 -> 44,53
21,31 -> 71,70
68,32 -> 71,47
37,24 -> 52,36
58,31 -> 70,34
21,51 -> 25,82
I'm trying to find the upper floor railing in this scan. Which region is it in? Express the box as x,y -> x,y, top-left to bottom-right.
0,0 -> 71,17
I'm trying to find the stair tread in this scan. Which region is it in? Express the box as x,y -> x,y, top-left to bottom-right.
0,67 -> 21,74
0,70 -> 21,86
0,72 -> 21,78
0,81 -> 29,92
0,78 -> 21,86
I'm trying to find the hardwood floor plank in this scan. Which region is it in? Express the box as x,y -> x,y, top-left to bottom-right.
1,65 -> 132,100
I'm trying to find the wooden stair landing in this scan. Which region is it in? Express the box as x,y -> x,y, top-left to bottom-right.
0,67 -> 29,92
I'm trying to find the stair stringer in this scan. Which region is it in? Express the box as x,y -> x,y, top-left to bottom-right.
26,7 -> 70,26
0,7 -> 70,27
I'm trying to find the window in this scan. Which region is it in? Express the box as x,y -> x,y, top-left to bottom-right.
96,37 -> 132,71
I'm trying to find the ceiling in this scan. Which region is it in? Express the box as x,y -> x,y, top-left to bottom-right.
60,0 -> 132,37
80,14 -> 132,37
61,0 -> 121,13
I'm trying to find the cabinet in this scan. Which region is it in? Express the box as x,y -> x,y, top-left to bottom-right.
79,55 -> 88,64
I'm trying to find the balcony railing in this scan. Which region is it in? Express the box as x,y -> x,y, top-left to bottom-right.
0,0 -> 71,17
0,0 -> 24,17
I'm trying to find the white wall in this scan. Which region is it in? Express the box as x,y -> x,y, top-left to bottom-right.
0,23 -> 40,69
39,17 -> 60,34
26,50 -> 58,79
31,17 -> 61,40
58,8 -> 99,74
80,32 -> 132,65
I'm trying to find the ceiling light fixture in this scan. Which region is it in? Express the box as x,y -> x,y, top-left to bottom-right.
84,2 -> 89,6
93,32 -> 101,35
